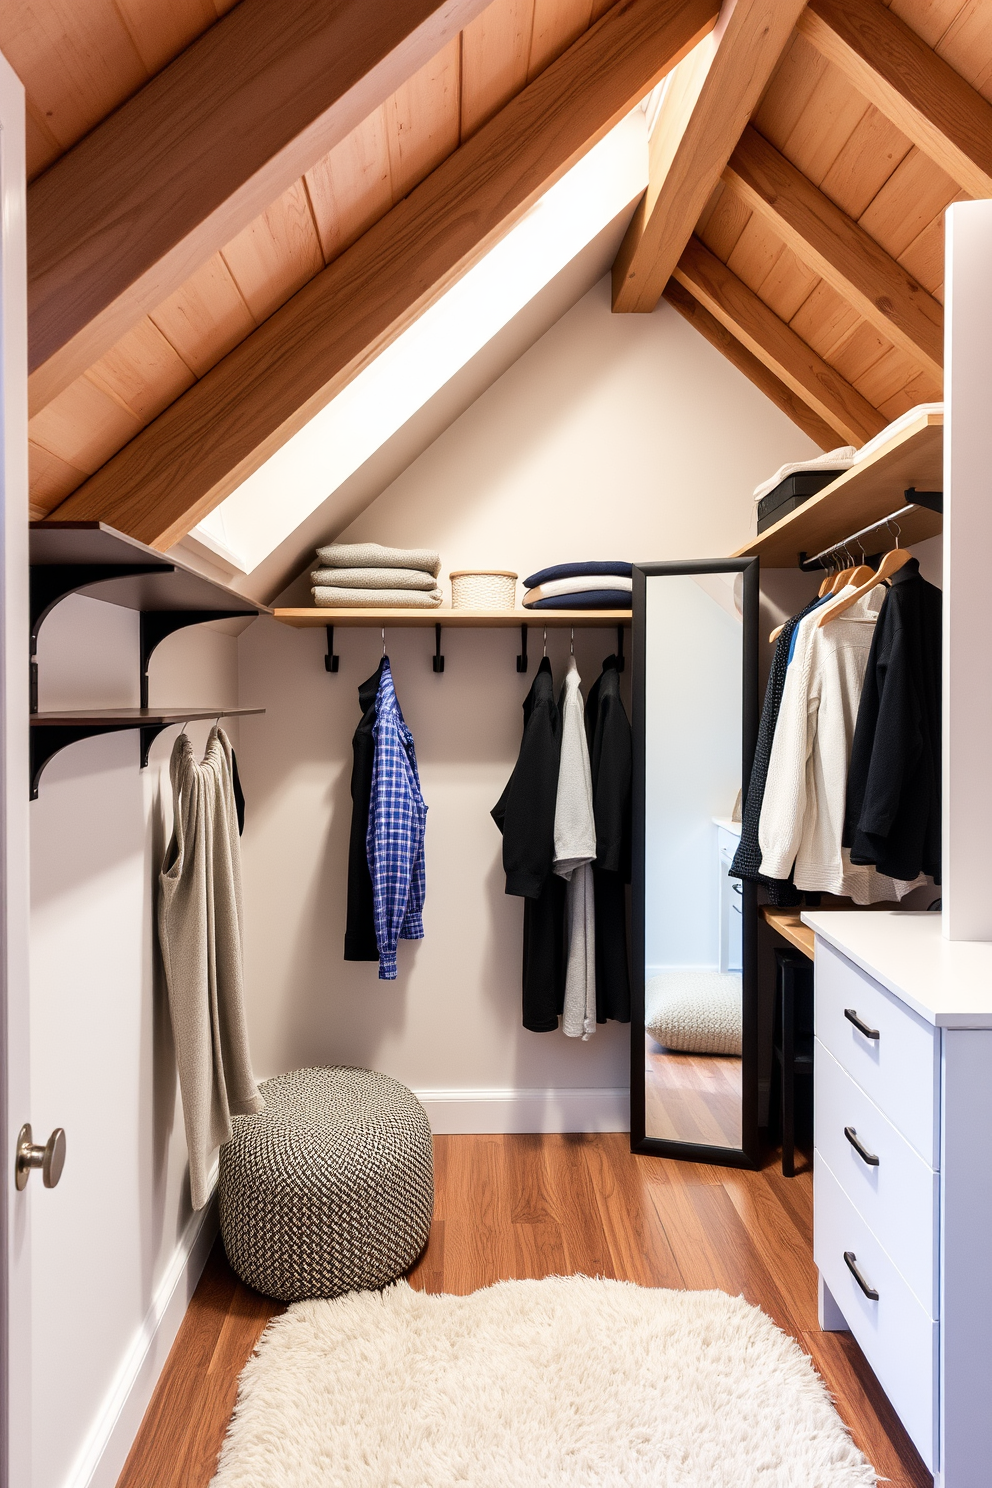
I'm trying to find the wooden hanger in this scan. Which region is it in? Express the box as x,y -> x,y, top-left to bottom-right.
817,545 -> 911,627
767,555 -> 861,644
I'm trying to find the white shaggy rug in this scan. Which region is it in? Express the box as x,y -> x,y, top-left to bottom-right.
211,1275 -> 876,1488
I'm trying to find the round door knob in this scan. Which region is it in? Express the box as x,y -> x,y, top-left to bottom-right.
15,1124 -> 66,1191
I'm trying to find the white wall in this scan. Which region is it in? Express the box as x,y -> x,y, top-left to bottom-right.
30,598 -> 239,1488
237,276 -> 818,1128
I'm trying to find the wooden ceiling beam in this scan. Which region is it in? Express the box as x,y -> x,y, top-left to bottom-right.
673,236 -> 886,447
662,280 -> 839,449
798,0 -> 992,199
48,0 -> 719,551
611,0 -> 807,315
724,126 -> 943,383
27,0 -> 495,417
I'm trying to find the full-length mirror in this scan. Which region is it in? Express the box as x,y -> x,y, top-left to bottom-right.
631,560 -> 759,1166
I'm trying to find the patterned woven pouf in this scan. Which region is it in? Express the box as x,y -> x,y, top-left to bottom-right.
218,1066 -> 434,1302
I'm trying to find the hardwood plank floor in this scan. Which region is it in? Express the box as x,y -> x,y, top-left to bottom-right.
116,1135 -> 931,1488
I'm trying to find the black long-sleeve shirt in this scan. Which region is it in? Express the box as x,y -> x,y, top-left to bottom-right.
844,560 -> 941,883
492,658 -> 564,1031
585,655 -> 632,1023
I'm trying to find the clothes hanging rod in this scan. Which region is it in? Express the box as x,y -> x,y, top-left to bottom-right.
800,502 -> 924,571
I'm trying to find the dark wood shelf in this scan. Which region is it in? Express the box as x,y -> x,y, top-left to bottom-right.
29,708 -> 264,798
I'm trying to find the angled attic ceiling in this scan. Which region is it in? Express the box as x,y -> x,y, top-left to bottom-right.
6,0 -> 992,596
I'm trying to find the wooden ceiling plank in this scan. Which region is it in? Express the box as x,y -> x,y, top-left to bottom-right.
853,342 -> 940,409
857,147 -> 961,261
84,319 -> 196,424
460,0 -> 536,139
385,36 -> 463,199
778,57 -> 871,188
789,279 -> 861,362
751,32 -> 828,151
27,0 -> 495,416
817,105 -> 913,220
148,254 -> 256,378
29,376 -> 144,478
49,0 -> 720,550
725,125 -> 944,381
673,236 -> 887,445
611,0 -> 807,315
662,279 -> 839,449
888,0 -> 971,53
305,107 -> 394,265
218,180 -> 325,324
755,245 -> 820,325
527,0 -> 593,79
897,194 -> 968,301
696,180 -> 753,261
28,441 -> 88,521
114,0 -> 222,77
797,0 -> 992,198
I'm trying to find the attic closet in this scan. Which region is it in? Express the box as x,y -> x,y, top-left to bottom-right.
9,0 -> 992,1484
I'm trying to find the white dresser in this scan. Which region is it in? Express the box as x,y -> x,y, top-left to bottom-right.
803,911 -> 992,1488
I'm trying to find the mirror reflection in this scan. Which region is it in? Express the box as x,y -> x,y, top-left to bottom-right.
643,571 -> 744,1150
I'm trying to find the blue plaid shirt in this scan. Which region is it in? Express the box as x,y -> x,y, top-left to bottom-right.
366,659 -> 427,979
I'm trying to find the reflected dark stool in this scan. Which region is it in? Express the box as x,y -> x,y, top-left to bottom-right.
770,948 -> 814,1176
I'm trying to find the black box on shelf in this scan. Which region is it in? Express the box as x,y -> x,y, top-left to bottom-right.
756,470 -> 842,533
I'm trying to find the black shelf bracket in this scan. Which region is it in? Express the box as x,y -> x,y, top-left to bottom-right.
30,722 -> 135,801
140,610 -> 250,708
324,625 -> 340,673
433,623 -> 445,673
139,723 -> 172,769
905,486 -> 943,513
30,564 -> 167,713
517,625 -> 528,673
616,625 -> 625,673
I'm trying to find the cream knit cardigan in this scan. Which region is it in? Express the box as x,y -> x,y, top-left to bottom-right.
758,587 -> 923,904
159,728 -> 263,1210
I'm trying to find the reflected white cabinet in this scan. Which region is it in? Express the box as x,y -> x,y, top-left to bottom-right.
714,818 -> 742,974
806,915 -> 992,1488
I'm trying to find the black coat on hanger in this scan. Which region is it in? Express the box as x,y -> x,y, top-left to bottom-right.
492,657 -> 565,1032
585,655 -> 631,1023
344,659 -> 386,960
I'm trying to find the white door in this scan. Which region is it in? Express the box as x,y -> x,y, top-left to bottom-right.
0,45 -> 32,1488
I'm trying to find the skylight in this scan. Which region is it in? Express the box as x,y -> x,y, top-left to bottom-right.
189,107 -> 650,576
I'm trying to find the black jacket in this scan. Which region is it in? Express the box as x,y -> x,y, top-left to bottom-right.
492,658 -> 565,1031
844,560 -> 941,883
585,655 -> 631,1022
344,660 -> 385,960
731,595 -> 823,906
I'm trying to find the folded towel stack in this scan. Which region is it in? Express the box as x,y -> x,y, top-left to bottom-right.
522,561 -> 632,610
311,542 -> 443,608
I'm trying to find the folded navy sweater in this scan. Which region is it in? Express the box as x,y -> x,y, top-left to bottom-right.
524,590 -> 631,610
524,560 -> 632,587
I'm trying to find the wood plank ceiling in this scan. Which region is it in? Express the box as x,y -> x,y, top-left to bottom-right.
4,0 -> 992,543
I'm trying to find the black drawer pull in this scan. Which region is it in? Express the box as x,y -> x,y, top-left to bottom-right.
844,1251 -> 879,1301
844,1126 -> 880,1166
844,1008 -> 880,1040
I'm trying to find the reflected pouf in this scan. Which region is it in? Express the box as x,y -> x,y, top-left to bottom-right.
219,1066 -> 434,1302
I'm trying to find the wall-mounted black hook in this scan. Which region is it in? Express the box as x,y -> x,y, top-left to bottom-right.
616,625 -> 625,672
324,625 -> 339,673
516,625 -> 528,672
433,623 -> 445,673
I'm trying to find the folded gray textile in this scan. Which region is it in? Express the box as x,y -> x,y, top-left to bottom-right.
315,542 -> 441,577
310,566 -> 439,591
312,586 -> 443,608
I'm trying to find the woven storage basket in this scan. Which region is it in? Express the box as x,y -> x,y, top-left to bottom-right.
450,570 -> 517,609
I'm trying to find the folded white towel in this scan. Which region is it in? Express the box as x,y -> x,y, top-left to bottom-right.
853,402 -> 942,464
753,447 -> 856,502
315,542 -> 441,577
533,574 -> 633,600
312,586 -> 443,608
311,567 -> 439,591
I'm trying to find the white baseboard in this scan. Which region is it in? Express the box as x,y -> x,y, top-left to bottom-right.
413,1086 -> 629,1134
67,1192 -> 219,1488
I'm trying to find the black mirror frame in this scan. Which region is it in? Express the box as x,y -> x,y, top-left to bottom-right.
630,558 -> 760,1169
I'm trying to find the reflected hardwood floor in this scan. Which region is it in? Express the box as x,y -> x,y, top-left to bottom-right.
645,1036 -> 742,1147
116,1135 -> 931,1488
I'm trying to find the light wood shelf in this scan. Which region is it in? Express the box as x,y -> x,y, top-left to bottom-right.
761,907 -> 815,960
734,410 -> 943,568
273,607 -> 632,629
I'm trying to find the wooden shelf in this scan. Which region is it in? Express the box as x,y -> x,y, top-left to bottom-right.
273,607 -> 632,628
29,707 -> 264,798
761,907 -> 815,960
734,410 -> 943,568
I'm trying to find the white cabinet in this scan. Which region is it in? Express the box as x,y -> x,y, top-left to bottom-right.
807,916 -> 992,1488
714,819 -> 742,973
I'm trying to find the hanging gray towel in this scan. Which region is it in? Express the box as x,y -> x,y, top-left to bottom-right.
158,727 -> 263,1210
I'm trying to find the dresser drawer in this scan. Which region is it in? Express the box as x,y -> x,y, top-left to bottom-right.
815,939 -> 938,1165
815,1041 -> 938,1315
814,1155 -> 937,1469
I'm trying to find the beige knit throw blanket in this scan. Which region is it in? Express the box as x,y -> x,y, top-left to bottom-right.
310,567 -> 439,590
158,727 -> 263,1210
315,541 -> 441,577
312,586 -> 442,608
